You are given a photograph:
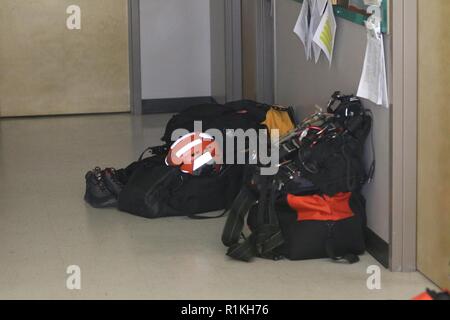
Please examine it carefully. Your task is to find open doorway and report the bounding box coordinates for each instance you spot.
[129,0,238,115]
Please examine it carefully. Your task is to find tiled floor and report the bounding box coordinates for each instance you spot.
[0,114,436,299]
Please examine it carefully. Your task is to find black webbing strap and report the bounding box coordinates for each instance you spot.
[366,110,376,183]
[254,224,284,261]
[252,176,283,261]
[325,222,360,264]
[139,145,169,161]
[222,186,258,248]
[341,142,358,192]
[226,224,284,262]
[259,178,284,260]
[226,235,257,262]
[223,182,261,262]
[257,176,271,227]
[189,210,228,220]
[222,175,285,262]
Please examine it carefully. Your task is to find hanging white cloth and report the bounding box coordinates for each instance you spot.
[357,14,389,108]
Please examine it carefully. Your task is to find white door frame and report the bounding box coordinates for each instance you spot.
[225,0,243,101]
[391,0,418,272]
[255,0,275,104]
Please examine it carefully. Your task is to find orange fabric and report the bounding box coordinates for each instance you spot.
[287,193,354,222]
[412,292,434,301]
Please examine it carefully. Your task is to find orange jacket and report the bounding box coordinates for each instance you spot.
[287,192,354,222]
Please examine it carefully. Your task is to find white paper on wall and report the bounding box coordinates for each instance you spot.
[293,0,311,59]
[357,16,389,108]
[313,1,336,66]
[308,0,323,63]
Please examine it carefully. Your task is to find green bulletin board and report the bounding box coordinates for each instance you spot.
[292,0,389,34]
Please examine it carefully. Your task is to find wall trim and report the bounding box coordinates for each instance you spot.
[366,228,390,268]
[256,0,275,104]
[142,97,217,114]
[225,0,243,101]
[128,0,142,115]
[390,0,418,272]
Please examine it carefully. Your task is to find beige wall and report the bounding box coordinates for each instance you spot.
[417,0,450,289]
[0,0,130,117]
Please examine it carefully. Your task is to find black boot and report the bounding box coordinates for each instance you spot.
[84,167,118,208]
[103,168,125,198]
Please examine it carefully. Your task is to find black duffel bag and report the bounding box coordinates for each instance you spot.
[161,100,270,145]
[116,100,270,219]
[247,192,367,262]
[117,154,244,219]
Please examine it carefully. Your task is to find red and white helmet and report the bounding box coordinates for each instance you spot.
[166,132,222,176]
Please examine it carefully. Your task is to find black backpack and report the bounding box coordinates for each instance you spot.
[296,93,374,196]
[221,165,368,264]
[221,92,374,263]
